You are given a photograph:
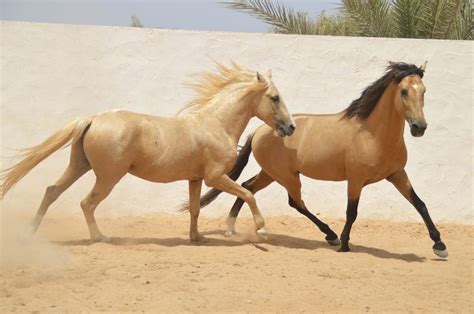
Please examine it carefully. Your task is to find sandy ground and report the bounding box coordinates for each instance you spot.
[1,213,473,313]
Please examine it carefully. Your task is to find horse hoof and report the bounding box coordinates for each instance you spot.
[433,241,448,258]
[327,238,341,246]
[433,248,448,258]
[190,235,209,243]
[224,230,234,238]
[24,225,37,238]
[92,235,110,243]
[337,246,350,253]
[256,227,268,240]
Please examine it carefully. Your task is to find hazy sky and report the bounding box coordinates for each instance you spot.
[1,0,340,32]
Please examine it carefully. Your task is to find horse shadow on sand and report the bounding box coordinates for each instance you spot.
[53,229,427,263]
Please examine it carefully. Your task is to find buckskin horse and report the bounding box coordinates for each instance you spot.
[196,62,448,258]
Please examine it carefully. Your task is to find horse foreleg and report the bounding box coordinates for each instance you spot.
[207,174,267,240]
[339,181,363,252]
[387,169,447,258]
[188,179,205,243]
[226,170,273,237]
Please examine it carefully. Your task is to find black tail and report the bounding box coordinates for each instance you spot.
[179,133,254,212]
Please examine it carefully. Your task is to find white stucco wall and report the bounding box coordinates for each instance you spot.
[1,21,472,224]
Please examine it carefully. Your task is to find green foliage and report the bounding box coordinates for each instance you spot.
[341,0,393,37]
[449,0,472,39]
[312,12,355,36]
[224,0,316,34]
[130,15,144,28]
[225,0,472,40]
[391,0,426,38]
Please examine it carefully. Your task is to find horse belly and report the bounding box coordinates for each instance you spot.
[129,168,200,183]
[295,134,348,181]
[128,127,205,182]
[129,148,203,183]
[299,154,347,181]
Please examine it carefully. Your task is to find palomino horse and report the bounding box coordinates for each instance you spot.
[1,63,296,242]
[197,62,448,258]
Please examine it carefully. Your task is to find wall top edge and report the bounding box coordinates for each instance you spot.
[1,20,472,45]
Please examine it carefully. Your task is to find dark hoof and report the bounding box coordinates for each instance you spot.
[338,246,350,253]
[433,241,448,258]
[326,236,341,246]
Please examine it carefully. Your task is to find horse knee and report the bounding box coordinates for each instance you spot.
[190,207,200,218]
[241,190,256,206]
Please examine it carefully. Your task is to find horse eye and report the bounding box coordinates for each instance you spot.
[401,89,408,97]
[270,95,279,102]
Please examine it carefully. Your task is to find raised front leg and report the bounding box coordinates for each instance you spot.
[387,169,447,258]
[226,170,274,237]
[339,181,363,252]
[206,174,267,239]
[188,179,205,243]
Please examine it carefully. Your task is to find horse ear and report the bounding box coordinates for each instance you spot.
[266,69,272,79]
[256,71,266,83]
[419,60,428,72]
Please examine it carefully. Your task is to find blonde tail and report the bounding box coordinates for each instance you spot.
[1,117,93,198]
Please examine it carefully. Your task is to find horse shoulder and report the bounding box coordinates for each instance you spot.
[192,128,238,182]
[347,132,408,183]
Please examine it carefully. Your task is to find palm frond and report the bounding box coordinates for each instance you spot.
[224,0,472,39]
[341,0,393,37]
[446,0,472,39]
[223,0,315,34]
[418,0,459,38]
[392,0,427,38]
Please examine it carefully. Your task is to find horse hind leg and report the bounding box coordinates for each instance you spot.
[80,175,123,242]
[31,140,91,234]
[225,170,274,237]
[283,174,339,246]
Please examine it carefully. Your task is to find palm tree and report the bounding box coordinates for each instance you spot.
[130,15,144,28]
[225,0,472,40]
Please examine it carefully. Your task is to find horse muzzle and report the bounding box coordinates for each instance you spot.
[409,121,427,137]
[277,121,296,137]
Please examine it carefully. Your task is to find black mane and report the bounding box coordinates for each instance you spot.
[343,62,424,119]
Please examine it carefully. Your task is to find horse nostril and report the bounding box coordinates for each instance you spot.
[289,124,295,131]
[411,122,427,130]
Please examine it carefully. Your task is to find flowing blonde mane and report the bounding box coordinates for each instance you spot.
[179,62,267,114]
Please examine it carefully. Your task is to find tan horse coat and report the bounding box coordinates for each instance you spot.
[1,63,295,242]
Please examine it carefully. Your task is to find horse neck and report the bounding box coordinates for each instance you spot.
[365,83,405,148]
[203,87,261,143]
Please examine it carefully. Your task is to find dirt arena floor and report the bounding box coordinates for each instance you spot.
[1,212,472,312]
